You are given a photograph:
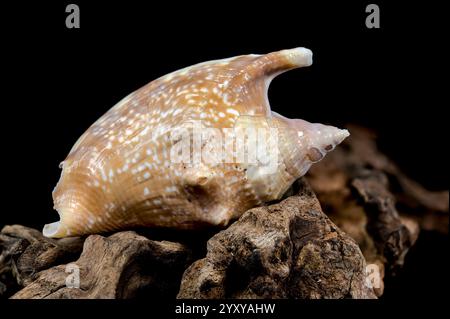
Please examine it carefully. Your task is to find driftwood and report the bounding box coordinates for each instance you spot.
[307,125,446,295]
[178,179,376,299]
[0,125,447,299]
[0,225,84,298]
[308,125,447,235]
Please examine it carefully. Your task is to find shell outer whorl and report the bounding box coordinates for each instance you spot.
[44,47,349,238]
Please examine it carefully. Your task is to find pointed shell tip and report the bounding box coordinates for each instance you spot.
[283,47,313,67]
[336,128,350,144]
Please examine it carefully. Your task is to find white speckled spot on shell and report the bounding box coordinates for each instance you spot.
[43,47,349,238]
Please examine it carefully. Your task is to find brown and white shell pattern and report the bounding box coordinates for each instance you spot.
[44,47,349,238]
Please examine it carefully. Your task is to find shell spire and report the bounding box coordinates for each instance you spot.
[44,47,348,238]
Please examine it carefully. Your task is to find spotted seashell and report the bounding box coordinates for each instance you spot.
[44,47,349,238]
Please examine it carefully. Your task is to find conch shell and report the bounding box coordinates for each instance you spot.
[44,47,349,238]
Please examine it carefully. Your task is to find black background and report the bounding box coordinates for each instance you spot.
[1,0,448,304]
